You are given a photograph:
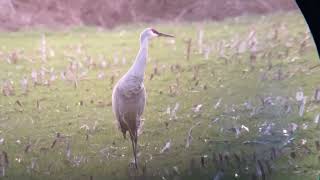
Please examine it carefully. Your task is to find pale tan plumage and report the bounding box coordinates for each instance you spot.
[112,28,174,168]
[112,75,145,168]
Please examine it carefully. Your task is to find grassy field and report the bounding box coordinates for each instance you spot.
[0,11,319,180]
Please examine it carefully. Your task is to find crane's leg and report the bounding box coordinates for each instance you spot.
[122,113,139,169]
[130,133,138,169]
[134,130,138,168]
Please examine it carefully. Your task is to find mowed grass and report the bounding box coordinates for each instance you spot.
[0,11,319,180]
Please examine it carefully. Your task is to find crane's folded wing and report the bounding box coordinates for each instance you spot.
[118,76,145,99]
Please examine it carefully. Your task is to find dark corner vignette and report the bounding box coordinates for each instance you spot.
[295,0,320,59]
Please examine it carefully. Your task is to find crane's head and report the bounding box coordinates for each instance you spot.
[140,28,174,42]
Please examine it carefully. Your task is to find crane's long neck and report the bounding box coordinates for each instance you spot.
[127,37,149,78]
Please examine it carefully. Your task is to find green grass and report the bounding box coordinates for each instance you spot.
[0,10,320,180]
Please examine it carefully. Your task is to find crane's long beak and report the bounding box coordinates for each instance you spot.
[157,32,175,38]
[152,29,174,38]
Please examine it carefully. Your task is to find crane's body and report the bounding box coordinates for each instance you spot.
[112,28,174,168]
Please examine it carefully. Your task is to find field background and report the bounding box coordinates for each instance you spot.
[0,10,320,180]
[1,0,296,30]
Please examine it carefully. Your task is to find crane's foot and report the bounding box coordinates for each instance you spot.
[129,151,141,169]
[128,160,139,170]
[128,162,140,178]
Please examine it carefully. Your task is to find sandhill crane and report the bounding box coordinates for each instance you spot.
[112,28,174,168]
